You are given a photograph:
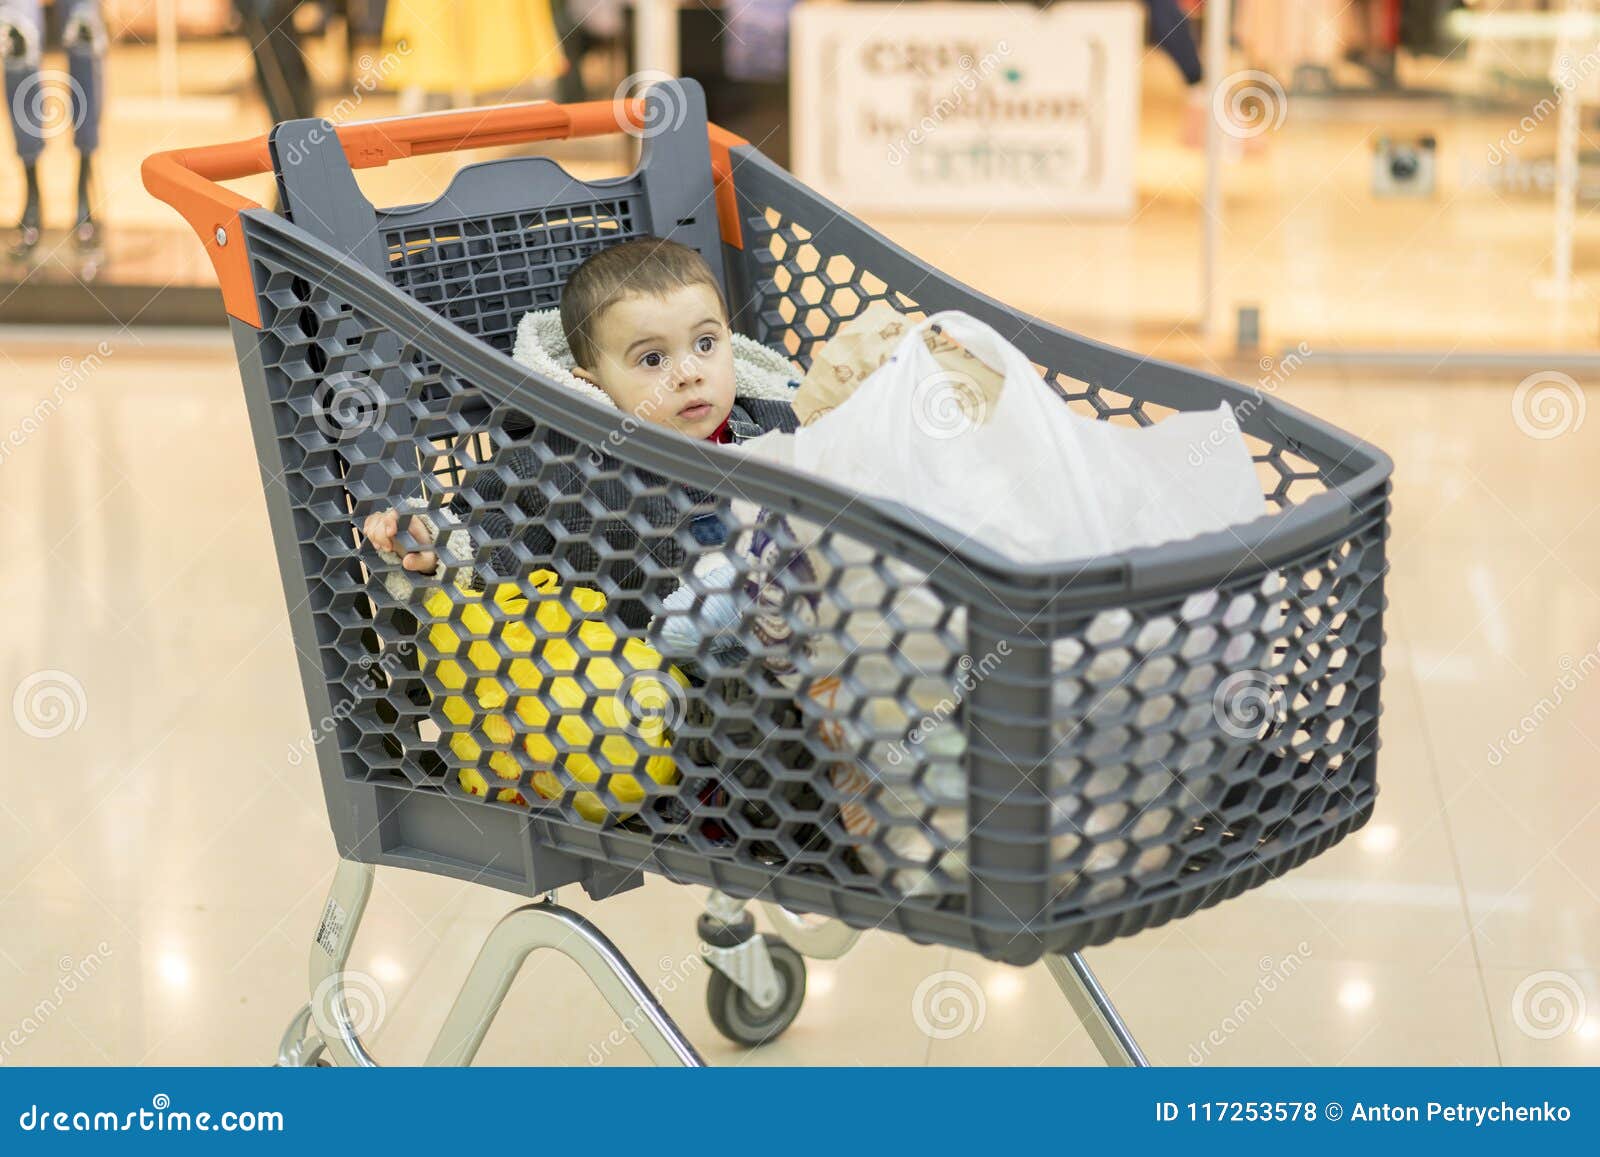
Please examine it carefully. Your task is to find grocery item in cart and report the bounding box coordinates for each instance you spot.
[791,310,1265,567]
[385,306,803,826]
[721,311,1278,896]
[789,300,1005,428]
[417,567,688,822]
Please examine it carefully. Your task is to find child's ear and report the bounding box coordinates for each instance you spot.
[571,366,600,386]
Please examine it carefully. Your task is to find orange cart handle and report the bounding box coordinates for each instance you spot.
[142,98,748,327]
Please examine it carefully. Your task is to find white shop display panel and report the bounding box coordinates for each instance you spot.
[791,1,1142,216]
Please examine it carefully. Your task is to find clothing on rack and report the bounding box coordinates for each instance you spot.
[231,0,316,124]
[724,0,795,83]
[1399,0,1463,56]
[1234,0,1347,73]
[381,0,565,94]
[1147,0,1202,86]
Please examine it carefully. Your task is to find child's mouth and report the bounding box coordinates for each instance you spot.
[677,401,714,421]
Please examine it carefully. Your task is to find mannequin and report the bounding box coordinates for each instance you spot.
[230,1,315,127]
[0,0,105,257]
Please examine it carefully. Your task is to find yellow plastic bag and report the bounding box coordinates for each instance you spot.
[418,570,685,823]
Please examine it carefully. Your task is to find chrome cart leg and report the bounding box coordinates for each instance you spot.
[426,898,704,1067]
[307,858,381,1067]
[301,858,702,1066]
[759,901,861,960]
[1044,952,1150,1067]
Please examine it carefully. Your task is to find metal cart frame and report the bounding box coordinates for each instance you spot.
[277,859,1146,1066]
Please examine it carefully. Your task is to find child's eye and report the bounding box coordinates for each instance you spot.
[640,351,665,369]
[695,335,717,355]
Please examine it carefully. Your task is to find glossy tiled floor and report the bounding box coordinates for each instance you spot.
[2,324,1597,1067]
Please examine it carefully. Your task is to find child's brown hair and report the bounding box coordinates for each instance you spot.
[559,237,728,369]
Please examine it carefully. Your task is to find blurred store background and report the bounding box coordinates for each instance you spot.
[0,0,1596,360]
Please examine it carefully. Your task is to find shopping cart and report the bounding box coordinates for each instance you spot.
[144,79,1391,1067]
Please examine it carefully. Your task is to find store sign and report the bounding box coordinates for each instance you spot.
[791,1,1143,216]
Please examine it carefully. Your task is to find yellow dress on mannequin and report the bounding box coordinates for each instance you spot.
[382,0,567,94]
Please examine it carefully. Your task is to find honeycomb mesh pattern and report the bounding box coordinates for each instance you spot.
[234,148,1386,963]
[733,181,1384,936]
[745,210,923,368]
[380,197,643,353]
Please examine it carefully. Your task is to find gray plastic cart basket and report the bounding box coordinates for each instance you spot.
[145,80,1390,1066]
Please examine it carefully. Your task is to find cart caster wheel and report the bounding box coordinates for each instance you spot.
[706,934,806,1047]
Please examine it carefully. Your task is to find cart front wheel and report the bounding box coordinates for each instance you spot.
[706,935,806,1047]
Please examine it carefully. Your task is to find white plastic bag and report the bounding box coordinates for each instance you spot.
[792,311,1265,563]
[717,314,1279,899]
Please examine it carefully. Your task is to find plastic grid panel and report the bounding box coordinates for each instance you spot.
[1038,523,1384,925]
[380,197,644,352]
[743,208,926,368]
[723,174,1384,931]
[250,264,975,907]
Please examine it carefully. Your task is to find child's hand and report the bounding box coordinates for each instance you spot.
[363,508,438,575]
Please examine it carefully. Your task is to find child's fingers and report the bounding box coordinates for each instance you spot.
[406,514,436,547]
[365,509,398,551]
[402,550,437,574]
